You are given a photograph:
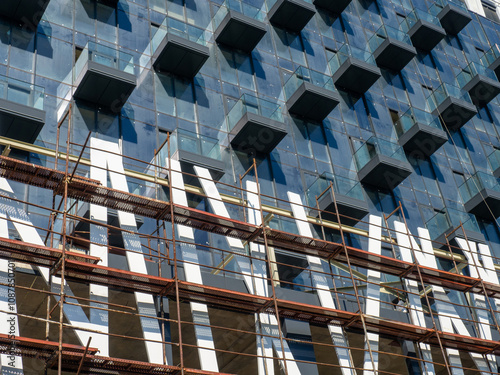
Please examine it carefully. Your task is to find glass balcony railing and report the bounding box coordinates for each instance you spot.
[227,94,283,132]
[394,107,444,138]
[426,83,473,112]
[368,25,413,54]
[425,207,480,241]
[305,172,365,207]
[481,44,500,68]
[457,61,498,88]
[488,149,500,174]
[430,0,468,14]
[400,8,442,34]
[213,0,266,30]
[74,41,134,81]
[151,17,207,55]
[0,75,44,110]
[284,66,336,100]
[158,129,221,165]
[459,171,500,203]
[328,44,376,72]
[354,137,408,171]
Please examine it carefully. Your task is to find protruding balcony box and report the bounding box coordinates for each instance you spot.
[227,94,287,155]
[329,45,381,95]
[312,0,351,14]
[354,137,413,190]
[369,25,417,71]
[481,44,500,80]
[73,42,136,111]
[306,173,369,226]
[488,149,500,179]
[457,62,500,107]
[284,67,339,122]
[169,129,225,185]
[0,76,45,143]
[268,0,316,33]
[427,83,477,131]
[400,9,446,51]
[0,0,50,25]
[426,208,485,248]
[213,0,267,53]
[459,172,500,219]
[395,108,448,157]
[152,17,209,79]
[430,0,471,35]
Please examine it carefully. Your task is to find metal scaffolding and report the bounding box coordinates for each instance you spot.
[0,112,499,374]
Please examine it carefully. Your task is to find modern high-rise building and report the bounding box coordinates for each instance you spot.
[1,0,500,374]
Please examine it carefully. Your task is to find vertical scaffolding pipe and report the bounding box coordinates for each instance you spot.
[57,104,72,374]
[167,133,184,374]
[250,158,289,374]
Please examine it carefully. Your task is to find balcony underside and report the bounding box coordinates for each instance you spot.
[464,188,500,219]
[332,57,381,95]
[398,123,448,158]
[175,149,225,185]
[373,38,417,71]
[312,0,351,14]
[215,10,267,53]
[73,61,136,111]
[432,96,477,131]
[0,0,50,25]
[462,74,500,107]
[312,189,369,226]
[358,154,413,190]
[487,55,500,81]
[229,112,287,155]
[434,226,486,249]
[0,98,45,144]
[268,0,316,32]
[286,82,340,122]
[437,4,471,35]
[408,19,446,51]
[152,34,210,79]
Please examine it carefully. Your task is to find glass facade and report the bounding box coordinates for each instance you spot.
[1,0,500,374]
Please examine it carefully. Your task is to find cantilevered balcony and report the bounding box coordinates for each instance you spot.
[284,67,339,122]
[395,108,448,157]
[481,44,500,80]
[369,25,417,71]
[457,62,500,107]
[0,76,45,143]
[306,173,369,226]
[488,149,500,179]
[227,94,287,155]
[152,17,209,79]
[169,129,225,184]
[459,172,500,219]
[312,0,351,14]
[329,44,381,95]
[400,9,446,51]
[426,208,485,247]
[268,0,316,33]
[427,83,477,131]
[73,42,136,111]
[354,137,412,190]
[0,0,50,25]
[430,0,471,35]
[213,0,267,53]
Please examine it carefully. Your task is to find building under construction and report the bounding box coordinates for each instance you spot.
[1,0,500,374]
